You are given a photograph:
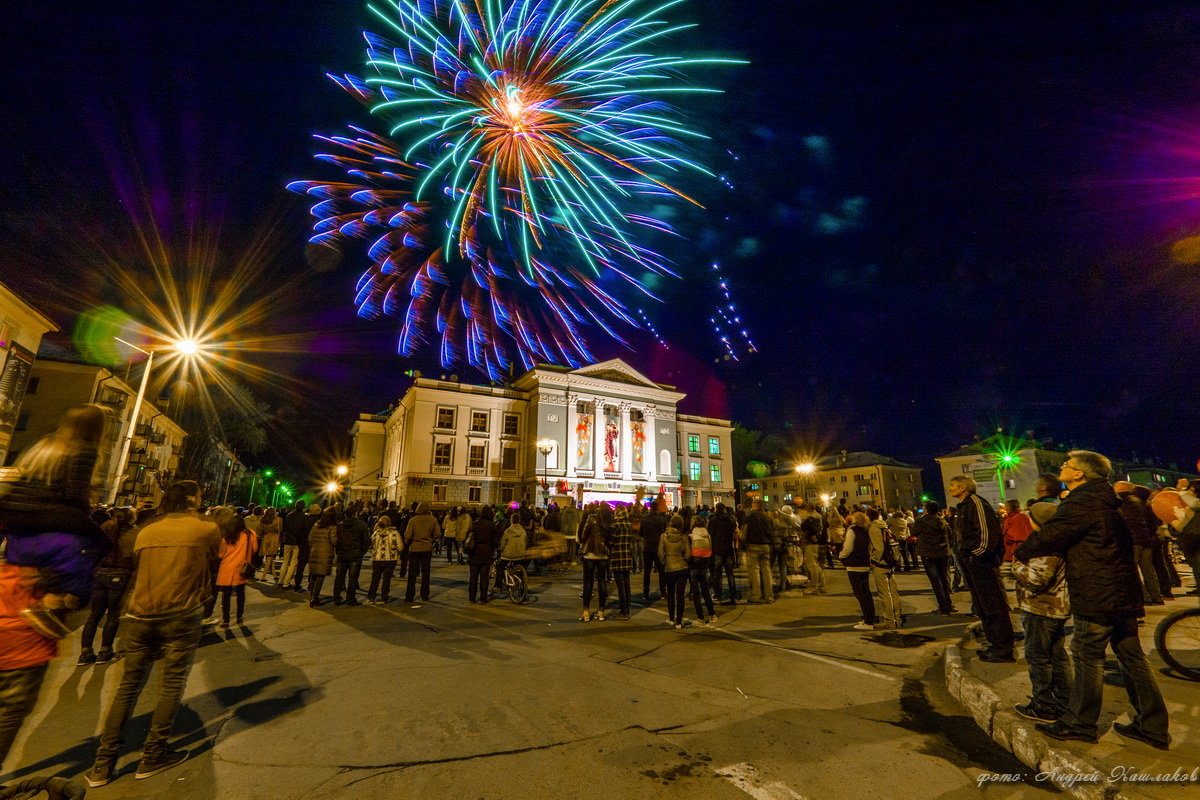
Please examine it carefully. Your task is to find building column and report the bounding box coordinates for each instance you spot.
[619,404,632,481]
[643,408,656,485]
[565,396,578,480]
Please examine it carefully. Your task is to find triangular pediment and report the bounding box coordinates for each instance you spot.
[571,359,661,389]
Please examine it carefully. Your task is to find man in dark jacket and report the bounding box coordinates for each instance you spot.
[1016,450,1169,750]
[638,497,669,601]
[913,500,956,614]
[948,475,1015,662]
[281,502,319,592]
[465,509,502,603]
[1113,481,1163,606]
[707,504,739,603]
[332,512,371,605]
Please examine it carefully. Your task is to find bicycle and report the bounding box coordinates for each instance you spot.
[1154,606,1200,680]
[496,558,528,604]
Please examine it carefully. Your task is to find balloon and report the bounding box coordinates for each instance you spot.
[1151,490,1186,524]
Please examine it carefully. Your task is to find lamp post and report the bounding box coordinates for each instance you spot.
[536,439,554,506]
[794,462,816,506]
[107,337,200,505]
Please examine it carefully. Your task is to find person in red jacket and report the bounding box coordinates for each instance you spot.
[1001,499,1033,564]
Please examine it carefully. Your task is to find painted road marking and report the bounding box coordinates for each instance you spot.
[715,762,808,800]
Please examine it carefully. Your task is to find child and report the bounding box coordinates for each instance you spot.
[0,405,110,638]
[1011,501,1071,723]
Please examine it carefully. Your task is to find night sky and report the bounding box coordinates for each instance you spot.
[4,1,1200,481]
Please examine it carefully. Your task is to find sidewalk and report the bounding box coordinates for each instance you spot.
[944,579,1200,800]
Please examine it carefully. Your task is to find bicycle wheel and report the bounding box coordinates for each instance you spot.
[508,564,528,604]
[1154,607,1200,681]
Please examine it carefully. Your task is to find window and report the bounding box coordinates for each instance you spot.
[749,482,759,490]
[853,474,862,481]
[500,485,515,503]
[433,481,448,502]
[436,407,456,430]
[14,412,30,432]
[25,377,38,395]
[687,434,700,453]
[468,443,486,469]
[503,413,519,436]
[708,437,720,455]
[709,464,721,483]
[689,462,701,481]
[856,486,871,496]
[841,475,847,483]
[962,465,972,474]
[434,442,453,467]
[1005,479,1016,490]
[468,485,482,503]
[470,411,489,432]
[501,447,518,471]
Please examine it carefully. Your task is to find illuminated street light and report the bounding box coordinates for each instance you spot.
[536,439,555,504]
[325,481,340,493]
[335,464,349,477]
[794,462,816,475]
[107,335,204,504]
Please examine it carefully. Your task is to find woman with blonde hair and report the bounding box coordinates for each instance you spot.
[840,511,877,631]
[257,508,282,581]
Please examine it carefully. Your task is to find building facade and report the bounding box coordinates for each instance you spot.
[349,359,735,509]
[738,451,925,509]
[935,436,1069,509]
[9,356,187,506]
[0,281,58,464]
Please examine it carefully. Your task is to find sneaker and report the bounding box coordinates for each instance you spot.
[853,621,874,631]
[708,615,719,625]
[202,617,220,627]
[1014,703,1059,723]
[580,611,591,622]
[95,649,117,665]
[20,607,70,640]
[1035,721,1098,744]
[595,611,605,622]
[85,760,115,788]
[673,623,683,630]
[1112,722,1170,750]
[618,613,630,621]
[135,748,189,779]
[77,649,97,667]
[977,650,1016,663]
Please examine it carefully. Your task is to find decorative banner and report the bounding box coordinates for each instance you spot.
[631,419,646,473]
[603,408,620,472]
[575,411,593,472]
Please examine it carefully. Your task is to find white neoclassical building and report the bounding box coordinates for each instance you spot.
[347,359,734,509]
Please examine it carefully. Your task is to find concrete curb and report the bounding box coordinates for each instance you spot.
[943,644,1132,800]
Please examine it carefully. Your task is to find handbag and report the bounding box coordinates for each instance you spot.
[240,561,256,580]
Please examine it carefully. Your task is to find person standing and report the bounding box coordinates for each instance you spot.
[465,508,499,603]
[1017,451,1170,750]
[78,507,140,665]
[824,506,846,569]
[867,508,903,628]
[1012,502,1072,723]
[306,508,338,607]
[578,516,610,621]
[1112,482,1163,606]
[608,505,636,620]
[948,475,1015,662]
[286,503,320,593]
[1001,499,1033,580]
[366,515,403,604]
[85,481,220,787]
[257,508,282,582]
[798,503,827,594]
[740,499,775,604]
[707,503,739,603]
[913,501,956,614]
[658,515,691,629]
[403,502,441,603]
[332,510,370,606]
[0,556,60,769]
[687,517,717,625]
[216,514,258,629]
[453,508,473,566]
[840,512,877,630]
[639,497,669,601]
[561,500,581,562]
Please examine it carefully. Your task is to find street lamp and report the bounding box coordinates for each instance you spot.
[335,464,349,477]
[794,462,816,505]
[107,337,202,504]
[536,438,555,505]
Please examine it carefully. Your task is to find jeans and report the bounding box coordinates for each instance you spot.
[801,544,825,592]
[871,566,902,627]
[80,568,131,651]
[582,558,609,612]
[960,556,1015,657]
[333,558,362,602]
[922,556,955,613]
[405,551,432,601]
[689,563,715,619]
[95,610,204,763]
[368,561,396,601]
[1132,545,1163,604]
[744,544,774,602]
[468,563,491,602]
[642,547,664,597]
[1022,612,1071,714]
[0,664,48,768]
[847,571,876,624]
[771,547,789,592]
[612,569,631,614]
[443,537,460,564]
[292,547,310,591]
[309,575,326,605]
[219,585,245,623]
[277,545,299,588]
[664,569,688,624]
[710,552,738,600]
[1061,614,1169,741]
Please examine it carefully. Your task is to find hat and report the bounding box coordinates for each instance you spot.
[780,505,794,514]
[308,504,322,514]
[1113,481,1136,495]
[1029,502,1058,529]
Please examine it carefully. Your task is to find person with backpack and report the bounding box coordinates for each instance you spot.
[658,515,692,629]
[867,508,904,628]
[578,516,610,621]
[687,517,717,626]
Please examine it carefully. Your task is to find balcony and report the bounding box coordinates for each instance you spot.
[431,464,452,474]
[466,467,486,476]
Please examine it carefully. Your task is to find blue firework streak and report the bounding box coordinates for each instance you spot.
[288,0,738,379]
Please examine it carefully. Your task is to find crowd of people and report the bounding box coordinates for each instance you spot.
[1,403,1194,791]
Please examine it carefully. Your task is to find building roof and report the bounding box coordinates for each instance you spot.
[937,434,1046,460]
[743,451,922,480]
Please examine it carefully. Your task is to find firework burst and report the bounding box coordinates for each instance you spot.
[289,0,737,378]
